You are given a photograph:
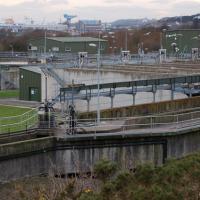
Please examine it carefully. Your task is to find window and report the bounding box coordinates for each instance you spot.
[65,47,71,52]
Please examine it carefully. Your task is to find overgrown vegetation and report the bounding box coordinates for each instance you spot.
[2,153,200,199]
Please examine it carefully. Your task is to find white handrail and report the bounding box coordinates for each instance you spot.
[0,108,37,120]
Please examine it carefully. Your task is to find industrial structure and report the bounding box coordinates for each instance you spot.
[162,29,200,54]
[76,20,102,33]
[28,37,108,54]
[63,14,77,27]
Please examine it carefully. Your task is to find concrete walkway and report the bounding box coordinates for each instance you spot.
[0,99,40,108]
[56,118,200,139]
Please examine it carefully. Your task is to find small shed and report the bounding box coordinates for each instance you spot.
[19,67,42,102]
[19,67,57,102]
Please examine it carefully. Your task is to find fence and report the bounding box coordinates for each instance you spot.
[0,109,38,134]
[66,107,200,134]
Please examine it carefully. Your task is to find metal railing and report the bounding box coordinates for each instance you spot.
[0,109,38,134]
[65,109,200,135]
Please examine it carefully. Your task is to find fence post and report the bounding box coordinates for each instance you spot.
[151,116,153,129]
[176,114,179,129]
[94,118,97,139]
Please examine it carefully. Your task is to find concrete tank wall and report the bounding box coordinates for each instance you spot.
[0,68,19,90]
[79,96,200,119]
[0,151,56,182]
[0,128,200,182]
[55,144,164,175]
[167,131,200,159]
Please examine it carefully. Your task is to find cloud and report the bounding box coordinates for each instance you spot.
[0,0,32,6]
[0,0,199,22]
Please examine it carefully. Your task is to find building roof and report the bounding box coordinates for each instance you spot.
[79,20,101,25]
[20,66,42,74]
[47,37,107,43]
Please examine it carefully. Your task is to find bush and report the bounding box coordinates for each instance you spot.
[78,192,102,200]
[94,159,117,183]
[134,163,156,185]
[114,171,134,190]
[101,182,116,200]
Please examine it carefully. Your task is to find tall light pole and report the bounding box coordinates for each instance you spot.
[44,31,47,57]
[125,31,128,51]
[89,41,101,125]
[97,45,100,125]
[9,44,14,56]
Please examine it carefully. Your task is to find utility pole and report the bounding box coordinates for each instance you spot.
[97,32,101,125]
[44,31,47,56]
[125,31,128,51]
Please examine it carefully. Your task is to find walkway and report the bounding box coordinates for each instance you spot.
[56,108,200,138]
[0,99,40,108]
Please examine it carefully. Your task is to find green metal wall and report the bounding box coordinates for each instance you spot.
[163,29,200,54]
[29,39,108,54]
[19,68,41,102]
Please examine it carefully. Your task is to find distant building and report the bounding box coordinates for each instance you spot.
[28,37,108,54]
[77,20,102,33]
[4,18,15,25]
[162,29,200,54]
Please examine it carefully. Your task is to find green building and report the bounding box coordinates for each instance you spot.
[162,29,200,54]
[28,37,108,54]
[20,66,61,102]
[19,67,42,102]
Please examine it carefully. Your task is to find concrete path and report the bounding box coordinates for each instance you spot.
[0,99,40,108]
[56,118,200,139]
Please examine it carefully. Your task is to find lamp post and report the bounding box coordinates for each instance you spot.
[124,29,134,51]
[125,31,128,51]
[89,42,101,125]
[44,31,47,58]
[9,44,14,56]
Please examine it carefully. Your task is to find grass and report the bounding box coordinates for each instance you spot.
[0,105,37,134]
[0,105,30,117]
[0,90,19,99]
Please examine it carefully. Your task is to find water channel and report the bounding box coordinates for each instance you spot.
[54,69,187,112]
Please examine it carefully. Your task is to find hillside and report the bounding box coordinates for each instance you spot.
[111,13,200,29]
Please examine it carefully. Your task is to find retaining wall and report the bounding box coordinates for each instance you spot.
[79,96,200,119]
[0,127,200,182]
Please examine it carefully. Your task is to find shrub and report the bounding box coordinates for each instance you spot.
[94,159,117,183]
[134,163,156,185]
[78,192,102,200]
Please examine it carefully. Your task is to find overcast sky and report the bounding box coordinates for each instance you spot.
[0,0,200,23]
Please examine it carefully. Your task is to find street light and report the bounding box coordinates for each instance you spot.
[125,30,134,51]
[89,42,101,125]
[9,44,14,56]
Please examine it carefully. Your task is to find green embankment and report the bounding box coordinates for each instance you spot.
[0,105,30,117]
[0,90,19,99]
[0,105,37,134]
